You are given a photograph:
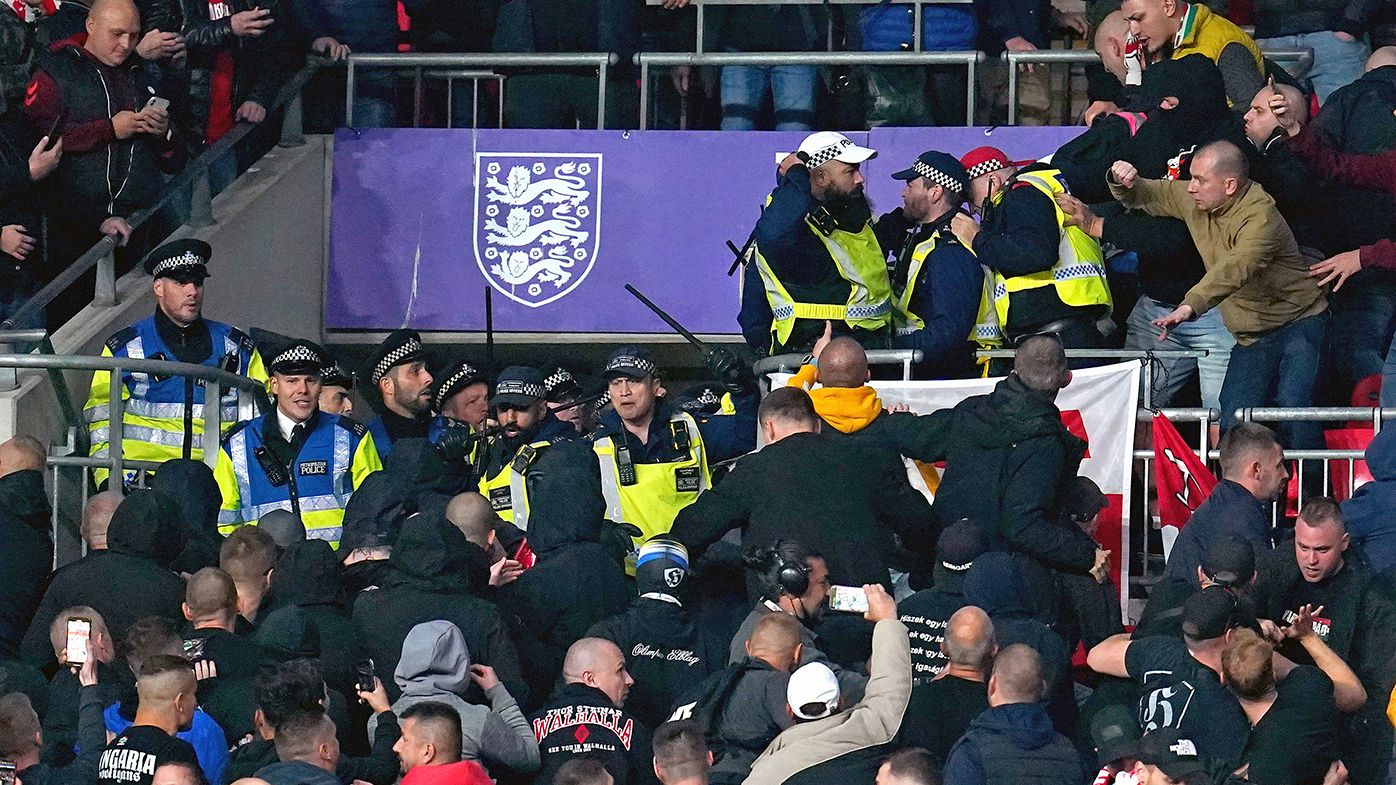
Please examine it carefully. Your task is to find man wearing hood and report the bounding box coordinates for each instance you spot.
[672,387,933,595]
[926,335,1110,599]
[941,644,1085,785]
[529,638,655,785]
[22,489,186,669]
[0,435,52,659]
[1340,426,1396,579]
[151,459,225,575]
[588,541,727,730]
[337,469,414,599]
[475,365,579,530]
[266,541,356,696]
[367,621,538,774]
[506,440,630,702]
[351,512,526,706]
[964,553,1077,736]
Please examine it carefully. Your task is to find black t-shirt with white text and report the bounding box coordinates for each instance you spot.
[898,588,966,685]
[97,725,200,785]
[1125,635,1250,766]
[1243,666,1340,785]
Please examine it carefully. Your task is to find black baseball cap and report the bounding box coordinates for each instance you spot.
[891,150,970,198]
[603,345,658,381]
[1200,537,1256,588]
[490,366,547,409]
[1181,585,1238,641]
[933,518,987,590]
[1091,704,1143,766]
[1132,728,1208,780]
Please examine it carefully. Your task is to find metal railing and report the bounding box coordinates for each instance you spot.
[636,51,985,128]
[1001,47,1315,124]
[754,349,922,384]
[0,59,326,333]
[345,53,618,129]
[644,0,972,54]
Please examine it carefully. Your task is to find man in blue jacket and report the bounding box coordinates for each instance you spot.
[1342,425,1396,580]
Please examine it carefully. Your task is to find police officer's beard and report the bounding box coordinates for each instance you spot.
[826,186,872,228]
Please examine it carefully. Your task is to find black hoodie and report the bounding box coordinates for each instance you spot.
[268,541,358,695]
[928,375,1097,575]
[150,459,224,574]
[0,469,52,658]
[21,490,186,669]
[502,440,630,706]
[351,513,526,705]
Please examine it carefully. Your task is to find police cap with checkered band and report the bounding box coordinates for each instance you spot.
[490,366,547,409]
[366,329,429,386]
[143,239,212,282]
[603,345,658,381]
[891,151,970,199]
[268,339,326,377]
[434,360,488,411]
[777,131,877,170]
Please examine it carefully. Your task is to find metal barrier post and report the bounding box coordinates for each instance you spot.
[278,89,305,147]
[189,169,215,228]
[696,2,705,53]
[203,381,221,470]
[597,60,609,130]
[965,54,977,125]
[0,336,13,391]
[1007,55,1018,125]
[93,248,116,307]
[346,59,357,127]
[639,59,651,131]
[913,0,923,51]
[108,365,124,483]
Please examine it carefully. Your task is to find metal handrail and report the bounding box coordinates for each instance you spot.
[642,0,973,54]
[0,353,269,477]
[635,51,986,128]
[0,59,326,333]
[0,330,84,452]
[976,348,1210,358]
[1001,47,1314,124]
[346,53,619,129]
[754,349,922,379]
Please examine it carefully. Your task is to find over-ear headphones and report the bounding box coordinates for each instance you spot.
[773,541,809,597]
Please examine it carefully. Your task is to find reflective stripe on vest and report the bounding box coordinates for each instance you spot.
[477,440,551,530]
[893,230,1004,349]
[752,209,893,348]
[593,412,710,572]
[216,415,355,544]
[988,169,1112,329]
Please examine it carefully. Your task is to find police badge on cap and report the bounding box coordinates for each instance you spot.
[143,239,212,281]
[268,340,326,376]
[321,357,354,390]
[366,329,428,386]
[490,366,547,409]
[603,345,658,381]
[433,361,488,411]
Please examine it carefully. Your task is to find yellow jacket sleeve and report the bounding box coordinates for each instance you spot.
[786,364,819,390]
[214,446,244,528]
[246,349,269,388]
[351,432,383,489]
[84,346,124,452]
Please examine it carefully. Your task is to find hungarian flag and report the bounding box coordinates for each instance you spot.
[1152,412,1216,561]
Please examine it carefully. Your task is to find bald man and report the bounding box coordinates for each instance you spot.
[700,613,802,783]
[82,491,123,551]
[1083,11,1135,126]
[531,638,653,785]
[98,655,200,785]
[181,567,261,745]
[1308,44,1396,157]
[1110,144,1327,449]
[942,644,1085,785]
[898,607,995,766]
[1245,81,1309,150]
[444,493,525,588]
[0,435,52,658]
[22,0,168,321]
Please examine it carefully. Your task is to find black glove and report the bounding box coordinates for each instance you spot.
[599,520,644,567]
[705,347,754,394]
[433,419,479,465]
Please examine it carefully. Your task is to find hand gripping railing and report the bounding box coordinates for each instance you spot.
[0,353,270,478]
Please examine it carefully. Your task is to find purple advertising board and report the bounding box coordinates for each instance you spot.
[327,126,1084,334]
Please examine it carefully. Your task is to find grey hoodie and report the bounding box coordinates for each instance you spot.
[368,620,540,772]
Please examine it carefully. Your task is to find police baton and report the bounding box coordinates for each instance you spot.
[725,232,756,277]
[624,284,708,355]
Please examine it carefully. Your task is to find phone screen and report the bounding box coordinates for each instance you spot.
[354,659,376,693]
[66,618,92,665]
[827,585,869,614]
[0,760,17,785]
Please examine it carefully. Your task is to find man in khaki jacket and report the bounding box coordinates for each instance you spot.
[1106,140,1327,451]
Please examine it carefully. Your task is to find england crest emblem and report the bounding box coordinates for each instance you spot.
[474,152,602,308]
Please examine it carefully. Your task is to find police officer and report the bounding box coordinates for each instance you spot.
[85,239,267,488]
[950,146,1112,369]
[544,367,587,433]
[476,366,577,529]
[879,151,992,379]
[741,131,894,356]
[433,360,489,431]
[214,340,382,546]
[590,345,756,570]
[363,329,433,458]
[318,356,355,417]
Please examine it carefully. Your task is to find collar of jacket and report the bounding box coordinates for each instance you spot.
[1207,179,1253,218]
[599,398,675,449]
[812,386,883,434]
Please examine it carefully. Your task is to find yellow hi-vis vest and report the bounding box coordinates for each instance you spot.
[752,213,893,349]
[893,229,1004,351]
[988,169,1112,331]
[478,440,551,530]
[592,412,710,573]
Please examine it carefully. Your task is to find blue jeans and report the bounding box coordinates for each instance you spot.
[1259,32,1369,104]
[720,64,817,131]
[1125,296,1236,411]
[1330,269,1396,394]
[351,72,397,128]
[1219,312,1328,449]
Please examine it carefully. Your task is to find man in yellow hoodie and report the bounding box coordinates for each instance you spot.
[786,324,950,495]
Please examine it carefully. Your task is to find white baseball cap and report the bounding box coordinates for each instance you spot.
[777,131,878,168]
[787,662,841,720]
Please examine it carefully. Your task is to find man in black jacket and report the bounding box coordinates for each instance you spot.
[671,387,934,595]
[267,541,357,698]
[0,435,51,659]
[927,335,1110,597]
[0,655,108,785]
[179,567,261,747]
[1314,48,1396,154]
[351,511,526,706]
[22,489,187,670]
[587,540,727,731]
[898,519,984,683]
[529,637,655,785]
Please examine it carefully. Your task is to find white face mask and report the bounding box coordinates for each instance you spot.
[1113,770,1141,785]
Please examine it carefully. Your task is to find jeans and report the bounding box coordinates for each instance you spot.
[719,64,817,131]
[1259,31,1370,104]
[351,71,397,128]
[0,271,42,346]
[1330,269,1396,396]
[1218,312,1328,449]
[1125,296,1237,411]
[504,74,638,129]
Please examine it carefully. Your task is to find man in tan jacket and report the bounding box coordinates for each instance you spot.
[1107,140,1328,451]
